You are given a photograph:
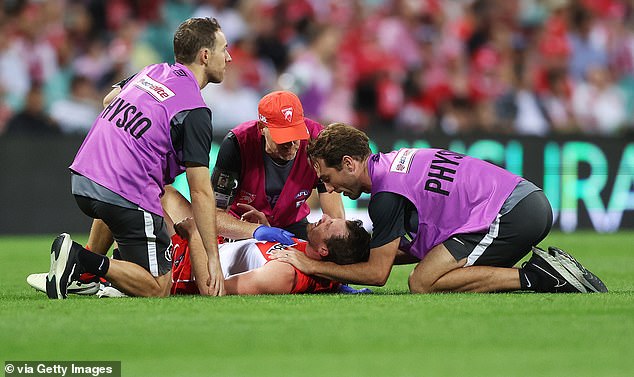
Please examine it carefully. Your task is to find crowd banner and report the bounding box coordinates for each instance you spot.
[1,133,631,234]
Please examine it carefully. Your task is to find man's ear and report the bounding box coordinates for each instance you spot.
[318,245,329,258]
[342,155,355,173]
[200,48,210,65]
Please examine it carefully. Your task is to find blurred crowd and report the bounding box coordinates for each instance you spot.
[1,0,634,137]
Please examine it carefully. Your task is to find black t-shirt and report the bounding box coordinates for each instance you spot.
[368,192,419,249]
[214,132,243,177]
[170,108,212,167]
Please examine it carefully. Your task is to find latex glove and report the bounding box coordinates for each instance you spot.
[253,225,295,245]
[338,284,373,294]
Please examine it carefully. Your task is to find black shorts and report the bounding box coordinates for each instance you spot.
[75,195,172,277]
[443,191,553,267]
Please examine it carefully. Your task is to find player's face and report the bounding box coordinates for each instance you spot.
[206,30,231,84]
[261,127,301,161]
[314,158,363,200]
[306,214,348,250]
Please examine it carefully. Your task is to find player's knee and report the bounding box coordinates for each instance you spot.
[132,286,163,297]
[408,272,433,294]
[139,274,171,297]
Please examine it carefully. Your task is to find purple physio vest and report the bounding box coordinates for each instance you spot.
[70,63,208,215]
[369,148,522,259]
[230,118,323,227]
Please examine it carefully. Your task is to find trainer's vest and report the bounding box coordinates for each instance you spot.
[230,119,322,228]
[70,63,209,216]
[369,148,522,259]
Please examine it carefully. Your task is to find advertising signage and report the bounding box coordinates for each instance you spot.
[367,135,633,232]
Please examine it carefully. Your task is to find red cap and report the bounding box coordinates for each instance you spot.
[257,91,309,144]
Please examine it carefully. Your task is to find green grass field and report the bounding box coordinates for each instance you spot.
[1,231,633,377]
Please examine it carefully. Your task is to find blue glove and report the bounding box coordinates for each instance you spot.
[253,225,295,245]
[338,284,373,294]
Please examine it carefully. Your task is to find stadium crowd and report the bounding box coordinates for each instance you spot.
[1,0,633,137]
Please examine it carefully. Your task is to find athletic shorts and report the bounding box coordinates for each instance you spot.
[170,234,198,295]
[75,195,172,277]
[443,190,553,267]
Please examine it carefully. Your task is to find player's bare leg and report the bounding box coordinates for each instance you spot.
[86,219,114,255]
[105,260,171,297]
[408,244,521,293]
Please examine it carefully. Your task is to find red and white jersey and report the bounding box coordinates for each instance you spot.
[170,235,340,295]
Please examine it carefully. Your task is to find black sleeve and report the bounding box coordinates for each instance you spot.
[210,133,242,208]
[316,180,327,193]
[212,132,242,174]
[114,75,135,88]
[181,108,213,167]
[368,192,409,249]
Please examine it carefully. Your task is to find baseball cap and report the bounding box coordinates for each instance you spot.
[257,91,309,144]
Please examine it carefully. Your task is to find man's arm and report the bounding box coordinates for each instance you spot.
[271,238,400,286]
[393,250,420,265]
[186,165,225,296]
[317,191,345,219]
[103,75,134,107]
[224,261,296,295]
[211,132,261,239]
[215,209,261,239]
[103,87,121,108]
[161,187,213,295]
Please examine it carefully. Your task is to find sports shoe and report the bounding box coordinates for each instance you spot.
[78,272,99,284]
[46,233,81,299]
[27,273,99,295]
[96,281,127,298]
[521,247,586,293]
[548,246,608,293]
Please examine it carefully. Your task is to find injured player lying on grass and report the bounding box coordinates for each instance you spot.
[27,214,372,296]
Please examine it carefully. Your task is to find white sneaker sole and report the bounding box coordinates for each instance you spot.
[532,247,587,293]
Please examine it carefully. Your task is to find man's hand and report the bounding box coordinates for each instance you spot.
[205,258,225,296]
[174,217,196,240]
[237,203,270,225]
[269,247,318,275]
[253,225,294,245]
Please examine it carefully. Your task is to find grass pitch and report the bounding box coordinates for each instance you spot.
[1,232,633,377]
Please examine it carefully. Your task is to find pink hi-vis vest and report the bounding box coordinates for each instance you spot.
[230,119,323,228]
[70,63,209,216]
[369,148,521,259]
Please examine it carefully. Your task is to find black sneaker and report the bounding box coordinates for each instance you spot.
[548,246,608,293]
[46,233,81,299]
[521,247,586,293]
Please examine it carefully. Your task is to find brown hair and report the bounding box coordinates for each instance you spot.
[307,123,371,170]
[322,219,370,265]
[173,17,221,64]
